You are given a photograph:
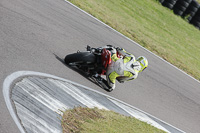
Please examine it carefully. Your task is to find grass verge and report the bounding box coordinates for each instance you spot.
[61,107,166,133]
[68,0,200,80]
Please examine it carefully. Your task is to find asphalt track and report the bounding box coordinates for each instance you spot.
[0,0,199,133]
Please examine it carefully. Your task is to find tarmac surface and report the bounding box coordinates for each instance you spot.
[4,71,183,133]
[0,0,200,133]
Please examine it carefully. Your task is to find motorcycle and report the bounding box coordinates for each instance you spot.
[64,45,119,91]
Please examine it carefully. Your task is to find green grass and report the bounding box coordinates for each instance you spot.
[68,0,200,80]
[61,107,166,133]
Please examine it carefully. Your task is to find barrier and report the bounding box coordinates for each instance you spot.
[159,0,200,29]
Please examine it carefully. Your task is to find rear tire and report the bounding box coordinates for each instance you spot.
[64,52,96,65]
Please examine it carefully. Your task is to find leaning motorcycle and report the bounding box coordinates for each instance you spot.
[64,45,118,92]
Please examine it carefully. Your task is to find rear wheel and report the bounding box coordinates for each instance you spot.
[64,52,96,66]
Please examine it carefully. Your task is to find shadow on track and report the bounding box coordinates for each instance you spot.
[53,53,104,89]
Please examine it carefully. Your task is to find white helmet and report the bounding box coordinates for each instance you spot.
[136,56,148,72]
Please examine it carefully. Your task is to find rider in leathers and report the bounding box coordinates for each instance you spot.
[101,46,148,91]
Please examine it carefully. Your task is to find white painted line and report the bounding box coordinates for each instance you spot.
[109,98,170,132]
[49,79,108,110]
[3,71,185,133]
[2,71,69,133]
[19,78,68,114]
[64,0,200,84]
[3,72,26,133]
[14,102,61,133]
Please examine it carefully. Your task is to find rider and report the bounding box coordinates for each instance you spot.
[101,46,148,92]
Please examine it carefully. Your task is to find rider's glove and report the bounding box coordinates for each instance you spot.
[111,48,116,54]
[116,47,123,51]
[117,79,124,83]
[118,80,124,83]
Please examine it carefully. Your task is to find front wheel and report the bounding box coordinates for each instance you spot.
[64,52,96,66]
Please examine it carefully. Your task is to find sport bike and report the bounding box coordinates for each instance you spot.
[64,45,119,91]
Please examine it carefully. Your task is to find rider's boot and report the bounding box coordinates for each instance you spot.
[93,74,113,92]
[93,74,102,82]
[101,79,113,92]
